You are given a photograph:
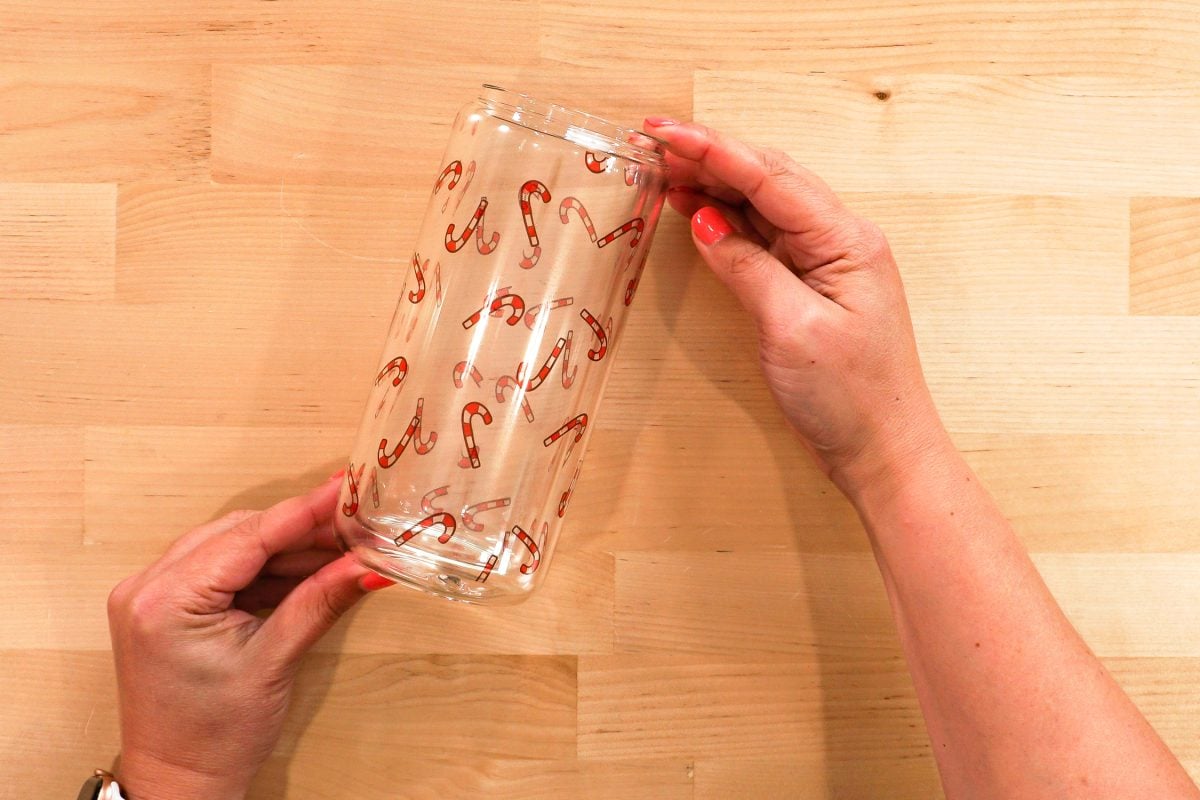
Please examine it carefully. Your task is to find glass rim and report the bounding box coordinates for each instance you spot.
[476,84,668,168]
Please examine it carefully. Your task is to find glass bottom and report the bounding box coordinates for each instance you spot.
[336,513,535,606]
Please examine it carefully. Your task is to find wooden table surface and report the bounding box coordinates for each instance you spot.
[4,2,1199,797]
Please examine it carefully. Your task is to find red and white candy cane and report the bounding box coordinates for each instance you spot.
[597,216,645,249]
[341,462,366,517]
[559,197,597,243]
[445,197,501,254]
[450,160,476,214]
[511,523,543,575]
[369,466,380,509]
[462,496,512,532]
[452,360,483,389]
[495,375,535,422]
[579,308,608,361]
[560,330,578,389]
[624,164,638,186]
[523,295,574,330]
[625,250,650,306]
[378,397,437,467]
[517,335,566,391]
[558,465,582,517]
[462,290,524,329]
[408,253,428,303]
[475,552,499,583]
[420,484,449,515]
[584,152,608,173]
[518,179,552,269]
[432,160,462,196]
[395,511,456,546]
[459,401,492,469]
[543,413,588,448]
[375,356,407,388]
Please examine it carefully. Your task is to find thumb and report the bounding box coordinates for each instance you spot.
[691,206,816,328]
[256,555,372,667]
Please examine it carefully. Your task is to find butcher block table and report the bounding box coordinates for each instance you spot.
[3,2,1199,798]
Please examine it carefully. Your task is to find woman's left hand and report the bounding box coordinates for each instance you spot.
[106,472,391,799]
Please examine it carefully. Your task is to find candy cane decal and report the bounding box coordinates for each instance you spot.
[495,375,535,422]
[432,160,462,196]
[462,289,524,329]
[394,512,456,546]
[462,496,512,532]
[445,197,501,254]
[475,552,499,583]
[523,295,574,330]
[434,259,443,303]
[450,161,476,214]
[558,465,582,517]
[596,216,645,249]
[560,330,578,388]
[543,413,588,447]
[517,335,566,391]
[624,164,638,186]
[625,250,650,306]
[511,523,543,574]
[459,401,493,469]
[518,179,552,269]
[420,484,449,514]
[378,397,437,467]
[559,197,597,243]
[369,466,380,509]
[375,356,408,388]
[452,360,483,388]
[341,462,366,517]
[579,308,608,361]
[408,253,428,303]
[584,152,608,173]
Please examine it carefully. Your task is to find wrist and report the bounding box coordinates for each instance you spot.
[117,750,251,800]
[829,416,959,512]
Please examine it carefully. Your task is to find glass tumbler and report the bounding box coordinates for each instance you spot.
[335,85,668,604]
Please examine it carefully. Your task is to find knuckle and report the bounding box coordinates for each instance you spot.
[725,245,768,279]
[124,583,171,639]
[847,219,892,263]
[106,577,133,620]
[219,508,259,527]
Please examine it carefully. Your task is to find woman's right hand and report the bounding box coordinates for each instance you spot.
[643,117,950,496]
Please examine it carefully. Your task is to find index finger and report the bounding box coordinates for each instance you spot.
[170,474,343,601]
[643,119,851,237]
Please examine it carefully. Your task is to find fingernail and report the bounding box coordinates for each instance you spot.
[644,115,679,128]
[693,206,734,246]
[329,468,346,481]
[360,572,395,592]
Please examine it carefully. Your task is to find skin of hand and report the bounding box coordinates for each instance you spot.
[106,472,393,799]
[644,116,1200,799]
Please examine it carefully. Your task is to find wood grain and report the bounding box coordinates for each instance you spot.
[4,2,1200,797]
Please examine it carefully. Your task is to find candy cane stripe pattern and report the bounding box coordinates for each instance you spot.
[559,197,597,243]
[518,336,566,391]
[596,216,645,249]
[375,356,407,388]
[452,360,483,388]
[369,466,380,509]
[450,161,476,214]
[625,251,650,306]
[395,512,456,546]
[459,401,493,469]
[524,296,574,330]
[584,152,608,173]
[624,164,638,186]
[462,291,524,329]
[446,197,501,254]
[433,160,462,195]
[408,253,427,303]
[495,375,535,422]
[341,462,365,517]
[558,465,582,518]
[378,397,437,467]
[560,330,578,389]
[543,413,588,447]
[420,484,449,514]
[518,179,552,269]
[462,497,512,532]
[579,308,608,361]
[475,552,499,583]
[511,524,543,575]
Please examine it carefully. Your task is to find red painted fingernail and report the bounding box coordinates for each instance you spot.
[360,572,395,592]
[693,206,734,246]
[644,115,679,128]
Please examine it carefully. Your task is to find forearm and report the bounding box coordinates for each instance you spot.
[842,431,1199,799]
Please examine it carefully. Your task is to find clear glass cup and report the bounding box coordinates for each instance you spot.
[334,84,668,604]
